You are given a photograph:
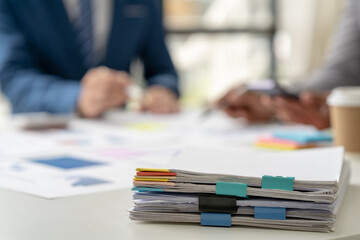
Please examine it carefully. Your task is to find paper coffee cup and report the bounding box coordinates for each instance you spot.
[327,87,360,152]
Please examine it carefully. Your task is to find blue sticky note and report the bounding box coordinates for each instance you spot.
[71,176,109,186]
[273,131,332,144]
[32,157,104,170]
[254,207,286,220]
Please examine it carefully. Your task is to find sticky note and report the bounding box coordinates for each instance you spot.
[133,177,169,182]
[136,168,170,172]
[131,187,164,192]
[255,143,299,151]
[255,136,317,151]
[125,122,165,131]
[273,131,332,144]
[133,181,175,187]
[137,172,176,176]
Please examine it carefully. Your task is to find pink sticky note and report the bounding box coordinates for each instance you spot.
[257,136,301,147]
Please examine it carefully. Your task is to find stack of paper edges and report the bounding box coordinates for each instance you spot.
[129,147,349,232]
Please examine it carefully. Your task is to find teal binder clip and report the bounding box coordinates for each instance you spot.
[254,207,286,220]
[261,175,295,191]
[216,182,247,197]
[201,212,232,227]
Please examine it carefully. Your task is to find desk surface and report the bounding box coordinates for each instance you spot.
[0,113,359,240]
[0,185,359,240]
[0,156,358,240]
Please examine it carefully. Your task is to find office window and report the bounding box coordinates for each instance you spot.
[161,0,277,106]
[163,0,273,30]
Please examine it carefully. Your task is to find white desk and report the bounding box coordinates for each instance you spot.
[0,155,358,240]
[347,153,360,185]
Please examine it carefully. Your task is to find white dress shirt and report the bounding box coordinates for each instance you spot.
[63,0,113,63]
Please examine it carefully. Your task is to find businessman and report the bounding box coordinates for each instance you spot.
[218,0,360,129]
[0,0,179,118]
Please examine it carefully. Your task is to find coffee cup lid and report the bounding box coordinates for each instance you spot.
[327,86,360,107]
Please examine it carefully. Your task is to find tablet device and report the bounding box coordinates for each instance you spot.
[12,113,71,130]
[247,79,299,99]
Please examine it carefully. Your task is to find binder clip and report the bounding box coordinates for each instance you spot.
[199,194,237,213]
[254,206,286,220]
[216,182,247,197]
[201,212,232,227]
[261,175,295,191]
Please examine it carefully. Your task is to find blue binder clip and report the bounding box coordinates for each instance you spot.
[201,212,232,227]
[254,206,286,220]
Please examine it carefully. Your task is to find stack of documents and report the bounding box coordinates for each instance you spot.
[129,147,349,232]
[255,130,333,150]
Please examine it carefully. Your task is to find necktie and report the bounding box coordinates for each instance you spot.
[74,0,95,68]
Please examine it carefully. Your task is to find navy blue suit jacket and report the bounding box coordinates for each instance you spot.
[0,0,178,113]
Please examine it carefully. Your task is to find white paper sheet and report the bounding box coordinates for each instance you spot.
[0,110,337,198]
[170,146,344,182]
[0,150,147,199]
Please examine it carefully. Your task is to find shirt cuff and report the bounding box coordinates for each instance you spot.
[146,74,179,97]
[54,81,81,113]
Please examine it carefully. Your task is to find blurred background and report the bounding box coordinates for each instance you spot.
[0,0,344,113]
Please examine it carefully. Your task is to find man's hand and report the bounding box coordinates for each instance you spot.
[218,87,274,122]
[140,86,179,114]
[261,91,330,129]
[77,67,130,118]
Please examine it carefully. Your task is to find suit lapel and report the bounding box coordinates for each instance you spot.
[41,0,87,76]
[103,0,123,69]
[103,0,146,70]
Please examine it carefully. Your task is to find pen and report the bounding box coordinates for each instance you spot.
[125,84,143,111]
